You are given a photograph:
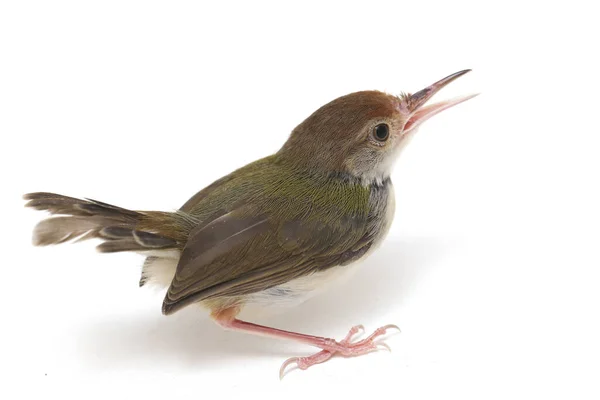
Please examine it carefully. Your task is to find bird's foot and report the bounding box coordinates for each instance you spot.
[279,324,400,378]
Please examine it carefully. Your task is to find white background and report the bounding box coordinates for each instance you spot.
[1,1,599,399]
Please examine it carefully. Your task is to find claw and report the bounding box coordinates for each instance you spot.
[376,342,392,352]
[382,324,401,333]
[279,357,300,380]
[343,324,365,343]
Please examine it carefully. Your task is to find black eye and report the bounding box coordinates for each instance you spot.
[373,123,389,141]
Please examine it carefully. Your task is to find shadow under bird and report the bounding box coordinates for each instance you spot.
[25,70,477,377]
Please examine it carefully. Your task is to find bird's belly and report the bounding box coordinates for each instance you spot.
[243,260,365,311]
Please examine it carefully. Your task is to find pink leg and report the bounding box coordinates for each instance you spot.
[212,308,400,378]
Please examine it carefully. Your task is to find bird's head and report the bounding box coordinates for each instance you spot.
[278,70,477,184]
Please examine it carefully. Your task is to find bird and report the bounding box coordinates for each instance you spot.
[24,69,476,378]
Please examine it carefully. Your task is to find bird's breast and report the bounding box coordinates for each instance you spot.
[364,180,396,257]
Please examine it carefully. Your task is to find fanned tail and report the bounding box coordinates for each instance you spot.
[24,192,194,253]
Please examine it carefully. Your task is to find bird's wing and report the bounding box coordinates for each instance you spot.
[162,204,372,315]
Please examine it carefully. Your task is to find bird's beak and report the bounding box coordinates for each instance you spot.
[403,69,477,135]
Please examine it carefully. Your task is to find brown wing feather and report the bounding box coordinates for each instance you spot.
[162,209,371,315]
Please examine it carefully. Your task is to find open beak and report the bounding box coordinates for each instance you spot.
[403,69,477,134]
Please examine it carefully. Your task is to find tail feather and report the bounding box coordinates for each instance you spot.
[97,227,176,248]
[32,216,104,246]
[24,192,140,219]
[97,239,149,253]
[24,192,188,252]
[131,230,177,248]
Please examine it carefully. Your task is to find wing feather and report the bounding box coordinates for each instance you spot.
[162,209,371,314]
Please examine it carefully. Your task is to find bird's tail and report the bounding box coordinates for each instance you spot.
[23,192,196,253]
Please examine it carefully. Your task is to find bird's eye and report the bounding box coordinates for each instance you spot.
[373,123,390,141]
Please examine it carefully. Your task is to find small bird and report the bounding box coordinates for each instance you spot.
[24,70,476,377]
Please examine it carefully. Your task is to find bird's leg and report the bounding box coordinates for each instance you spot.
[211,308,399,378]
